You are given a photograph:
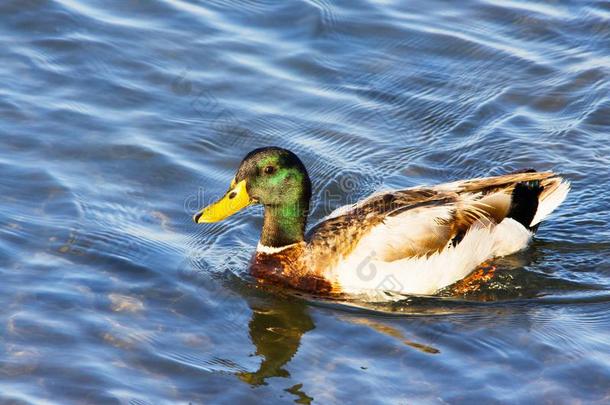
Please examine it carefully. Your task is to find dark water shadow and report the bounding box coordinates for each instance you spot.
[236,293,314,387]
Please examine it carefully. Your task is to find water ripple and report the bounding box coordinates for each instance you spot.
[0,0,609,402]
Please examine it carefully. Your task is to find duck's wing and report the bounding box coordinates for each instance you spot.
[306,188,482,269]
[306,171,569,269]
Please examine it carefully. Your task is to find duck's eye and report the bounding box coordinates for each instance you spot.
[263,165,276,175]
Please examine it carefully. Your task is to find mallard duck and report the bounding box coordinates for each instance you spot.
[193,147,569,297]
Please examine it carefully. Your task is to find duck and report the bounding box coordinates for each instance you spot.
[193,147,570,298]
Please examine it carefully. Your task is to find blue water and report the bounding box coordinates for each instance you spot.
[1,0,609,403]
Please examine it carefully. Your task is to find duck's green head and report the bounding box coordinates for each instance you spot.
[193,147,312,235]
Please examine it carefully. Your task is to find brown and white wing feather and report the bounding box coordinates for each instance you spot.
[306,171,569,270]
[305,188,491,267]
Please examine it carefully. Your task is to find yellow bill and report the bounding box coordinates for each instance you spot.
[193,179,252,223]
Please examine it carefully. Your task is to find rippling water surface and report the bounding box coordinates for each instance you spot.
[1,0,609,403]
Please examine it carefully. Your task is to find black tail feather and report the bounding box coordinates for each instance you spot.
[507,180,543,231]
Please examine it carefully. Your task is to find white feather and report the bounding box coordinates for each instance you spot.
[491,217,533,256]
[530,180,570,226]
[256,243,298,254]
[363,205,454,261]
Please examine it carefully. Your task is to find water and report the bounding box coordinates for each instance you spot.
[1,0,609,402]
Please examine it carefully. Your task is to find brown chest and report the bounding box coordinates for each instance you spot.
[250,247,334,294]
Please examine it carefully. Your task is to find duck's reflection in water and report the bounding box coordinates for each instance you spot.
[237,295,314,387]
[236,291,441,396]
[339,316,440,354]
